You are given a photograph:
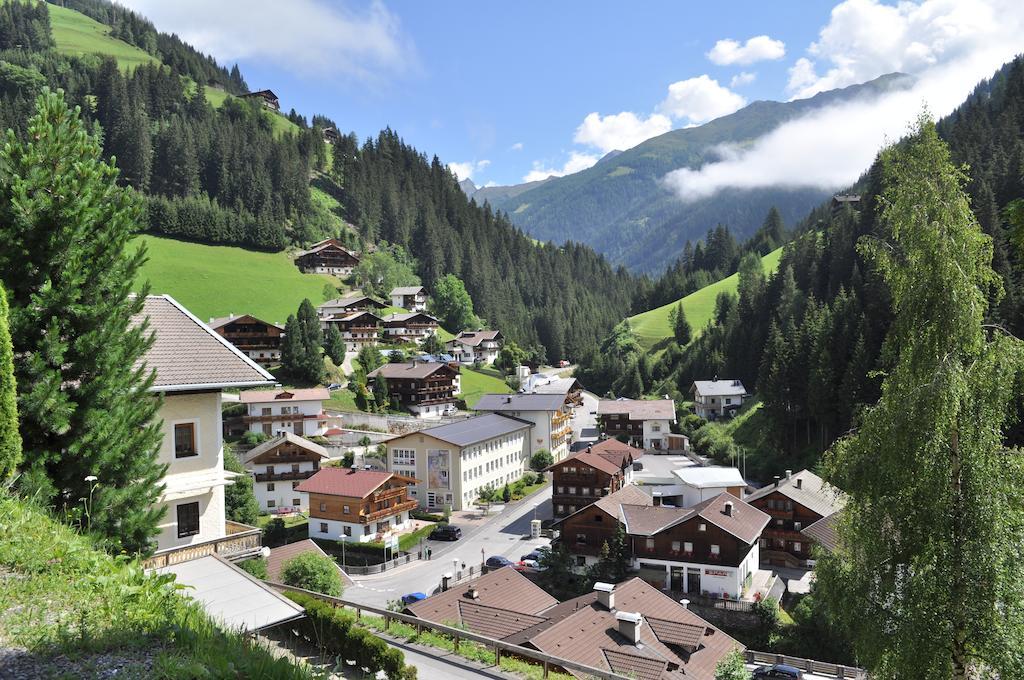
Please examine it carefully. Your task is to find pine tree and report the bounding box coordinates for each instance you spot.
[283,299,324,384]
[372,373,390,413]
[0,282,20,480]
[0,90,165,553]
[672,302,692,345]
[324,324,346,365]
[817,116,1024,679]
[280,314,303,376]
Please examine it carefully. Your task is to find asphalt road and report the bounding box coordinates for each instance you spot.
[344,486,554,608]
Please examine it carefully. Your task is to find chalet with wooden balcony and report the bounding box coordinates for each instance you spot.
[367,361,459,418]
[318,293,387,318]
[236,387,329,438]
[241,88,280,110]
[297,469,419,543]
[744,469,845,568]
[390,285,428,312]
[381,312,439,345]
[474,392,574,462]
[546,438,643,517]
[597,398,678,450]
[446,329,503,365]
[243,432,329,513]
[295,239,360,276]
[321,126,340,144]
[323,310,383,351]
[208,313,284,366]
[690,378,748,421]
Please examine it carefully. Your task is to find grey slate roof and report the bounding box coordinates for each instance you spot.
[367,362,456,380]
[417,413,532,447]
[597,398,675,420]
[474,393,566,413]
[131,295,274,392]
[802,511,841,553]
[690,379,747,397]
[390,286,425,296]
[744,469,846,519]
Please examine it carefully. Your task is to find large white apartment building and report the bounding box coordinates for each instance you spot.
[384,414,532,511]
[132,295,275,554]
[239,387,329,438]
[473,393,573,463]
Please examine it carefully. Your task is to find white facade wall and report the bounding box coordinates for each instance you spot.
[633,542,759,599]
[153,391,229,551]
[482,409,570,463]
[308,512,412,543]
[246,348,281,364]
[693,393,744,420]
[642,419,673,450]
[246,399,326,437]
[251,460,319,512]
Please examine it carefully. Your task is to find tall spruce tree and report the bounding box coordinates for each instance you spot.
[817,116,1024,678]
[671,302,692,345]
[0,282,20,480]
[324,323,346,365]
[297,298,324,382]
[0,90,165,552]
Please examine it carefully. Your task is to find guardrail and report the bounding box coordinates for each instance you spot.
[143,521,262,569]
[745,650,866,678]
[265,582,635,680]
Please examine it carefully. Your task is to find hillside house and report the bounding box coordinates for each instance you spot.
[295,240,360,276]
[547,438,643,517]
[323,311,383,351]
[237,387,329,438]
[832,194,861,214]
[243,432,329,513]
[384,414,532,511]
[367,361,460,418]
[298,469,419,543]
[597,398,677,450]
[558,486,769,599]
[446,330,503,365]
[381,312,439,344]
[208,313,284,366]
[473,393,573,462]
[318,293,388,318]
[801,511,841,557]
[131,295,273,556]
[321,126,340,144]
[690,379,747,420]
[744,469,846,567]
[241,89,280,110]
[405,569,741,680]
[390,285,428,311]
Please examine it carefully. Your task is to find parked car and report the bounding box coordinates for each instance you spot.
[514,559,545,573]
[400,592,427,605]
[428,524,462,541]
[752,665,803,679]
[485,555,514,569]
[520,547,550,562]
[327,383,343,391]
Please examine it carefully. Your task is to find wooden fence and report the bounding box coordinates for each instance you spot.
[745,650,866,678]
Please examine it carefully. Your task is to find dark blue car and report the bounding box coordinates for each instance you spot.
[485,555,513,569]
[401,592,427,605]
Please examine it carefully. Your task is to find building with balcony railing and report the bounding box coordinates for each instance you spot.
[547,438,643,517]
[208,313,285,366]
[446,329,503,365]
[321,310,384,351]
[298,468,419,543]
[237,387,330,438]
[597,398,677,450]
[381,312,439,344]
[474,392,574,462]
[367,361,459,418]
[244,432,329,513]
[389,285,428,312]
[294,238,360,276]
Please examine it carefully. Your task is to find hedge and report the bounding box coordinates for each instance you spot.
[284,591,417,680]
[411,510,445,522]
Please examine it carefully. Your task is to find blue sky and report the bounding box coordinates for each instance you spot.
[121,0,1023,190]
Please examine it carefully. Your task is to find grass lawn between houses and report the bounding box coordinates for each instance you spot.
[459,365,512,408]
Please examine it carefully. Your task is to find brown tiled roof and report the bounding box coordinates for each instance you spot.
[548,451,621,476]
[295,469,416,498]
[802,511,841,553]
[503,592,600,646]
[621,504,686,535]
[390,286,425,296]
[457,600,548,639]
[243,432,329,464]
[406,567,558,625]
[602,648,668,680]
[593,485,653,516]
[622,493,769,544]
[382,312,438,325]
[646,616,706,652]
[130,295,274,392]
[367,362,457,380]
[266,539,351,585]
[319,294,386,309]
[208,313,284,331]
[597,399,676,420]
[744,469,846,519]
[587,438,644,467]
[295,241,358,258]
[239,387,330,403]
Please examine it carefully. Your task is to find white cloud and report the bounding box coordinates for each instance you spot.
[115,0,412,80]
[509,142,524,151]
[657,75,746,125]
[787,0,1002,98]
[664,0,1024,202]
[707,35,786,65]
[523,152,600,183]
[730,72,757,88]
[573,111,673,154]
[448,160,491,181]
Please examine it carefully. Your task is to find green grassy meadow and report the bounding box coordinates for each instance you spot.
[628,247,783,350]
[202,85,301,138]
[460,366,512,408]
[48,3,158,70]
[132,235,340,324]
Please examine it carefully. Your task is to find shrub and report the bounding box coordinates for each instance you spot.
[714,649,751,680]
[238,557,268,579]
[263,517,287,547]
[411,510,445,522]
[281,552,344,596]
[242,431,269,446]
[529,449,553,472]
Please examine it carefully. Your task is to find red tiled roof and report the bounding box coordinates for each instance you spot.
[295,468,415,498]
[406,567,558,626]
[548,451,621,476]
[266,539,351,585]
[587,438,644,467]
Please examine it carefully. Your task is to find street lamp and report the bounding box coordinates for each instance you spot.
[452,557,460,580]
[532,503,539,521]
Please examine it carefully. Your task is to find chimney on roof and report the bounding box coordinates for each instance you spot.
[679,599,690,610]
[786,469,793,481]
[724,501,734,517]
[712,375,718,382]
[615,611,643,645]
[774,475,781,488]
[593,582,615,611]
[465,586,480,600]
[795,477,803,489]
[412,359,419,367]
[506,396,512,404]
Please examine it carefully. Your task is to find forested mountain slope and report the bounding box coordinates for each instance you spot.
[489,74,913,273]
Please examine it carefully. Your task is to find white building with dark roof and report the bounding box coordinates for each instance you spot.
[131,295,274,555]
[383,413,532,510]
[474,392,573,462]
[597,398,678,450]
[690,379,748,420]
[446,330,503,365]
[390,285,427,311]
[238,387,330,438]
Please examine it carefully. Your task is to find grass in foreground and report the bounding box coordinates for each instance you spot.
[460,366,512,408]
[132,234,340,324]
[0,493,310,679]
[629,247,783,350]
[48,3,159,71]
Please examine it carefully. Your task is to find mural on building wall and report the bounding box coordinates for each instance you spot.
[427,449,450,489]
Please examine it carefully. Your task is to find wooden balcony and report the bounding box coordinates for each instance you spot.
[142,520,262,570]
[363,499,418,523]
[255,470,317,483]
[242,412,325,423]
[371,486,406,503]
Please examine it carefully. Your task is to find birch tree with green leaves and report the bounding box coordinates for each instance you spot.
[817,115,1024,679]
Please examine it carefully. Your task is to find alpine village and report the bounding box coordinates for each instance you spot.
[0,1,1023,679]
